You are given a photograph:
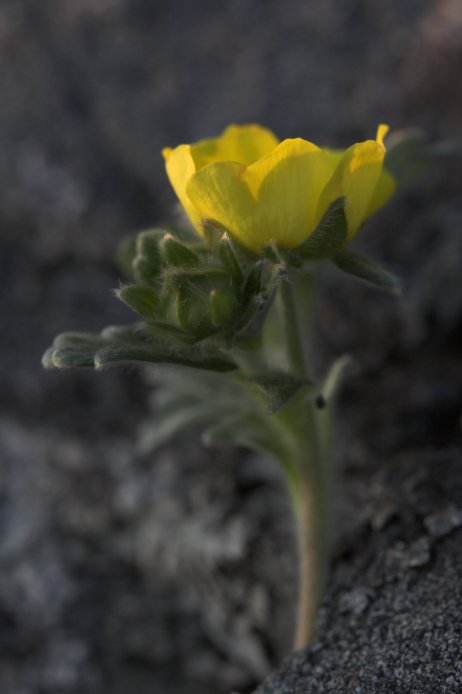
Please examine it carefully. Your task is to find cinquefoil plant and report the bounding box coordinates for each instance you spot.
[43,123,428,649]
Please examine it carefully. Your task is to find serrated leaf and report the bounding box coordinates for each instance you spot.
[42,331,106,369]
[53,331,106,350]
[144,320,199,344]
[43,326,238,373]
[94,337,237,372]
[46,348,97,369]
[333,250,401,294]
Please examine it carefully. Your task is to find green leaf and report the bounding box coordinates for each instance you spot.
[143,320,199,344]
[133,229,165,286]
[136,229,165,265]
[42,346,96,369]
[138,370,250,452]
[94,338,237,372]
[297,197,347,260]
[116,236,137,280]
[160,233,200,267]
[139,400,221,452]
[116,285,164,320]
[42,331,106,369]
[43,326,238,373]
[385,130,431,190]
[245,370,312,413]
[203,412,298,483]
[133,256,162,287]
[333,250,401,294]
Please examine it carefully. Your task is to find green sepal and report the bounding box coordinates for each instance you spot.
[133,229,166,286]
[235,262,287,340]
[333,250,401,294]
[116,284,165,320]
[201,220,258,264]
[241,259,265,299]
[132,256,162,287]
[116,236,137,280]
[160,233,200,267]
[297,197,347,260]
[169,267,232,336]
[43,326,238,373]
[262,242,302,268]
[209,290,239,328]
[201,219,228,248]
[216,237,244,284]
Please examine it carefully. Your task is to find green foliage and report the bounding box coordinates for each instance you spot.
[385,130,432,191]
[246,370,312,414]
[42,192,402,377]
[43,326,237,372]
[297,197,348,260]
[333,249,401,294]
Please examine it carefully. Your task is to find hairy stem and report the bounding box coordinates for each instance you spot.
[277,269,332,649]
[280,276,308,377]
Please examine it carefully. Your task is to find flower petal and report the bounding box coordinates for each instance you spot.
[187,139,335,251]
[191,124,280,169]
[317,139,387,238]
[242,138,336,248]
[162,144,202,230]
[365,167,396,219]
[186,161,257,245]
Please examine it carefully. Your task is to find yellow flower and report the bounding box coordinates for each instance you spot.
[162,123,395,253]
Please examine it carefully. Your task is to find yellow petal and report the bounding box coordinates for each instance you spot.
[376,123,390,145]
[162,144,202,230]
[242,138,336,248]
[365,167,396,219]
[162,125,279,235]
[186,161,256,244]
[317,139,387,238]
[187,139,335,252]
[191,123,280,169]
[319,125,395,233]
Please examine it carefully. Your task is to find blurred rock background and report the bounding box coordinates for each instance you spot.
[1,1,461,692]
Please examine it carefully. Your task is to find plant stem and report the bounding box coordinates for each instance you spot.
[280,275,308,377]
[277,268,332,649]
[292,420,330,649]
